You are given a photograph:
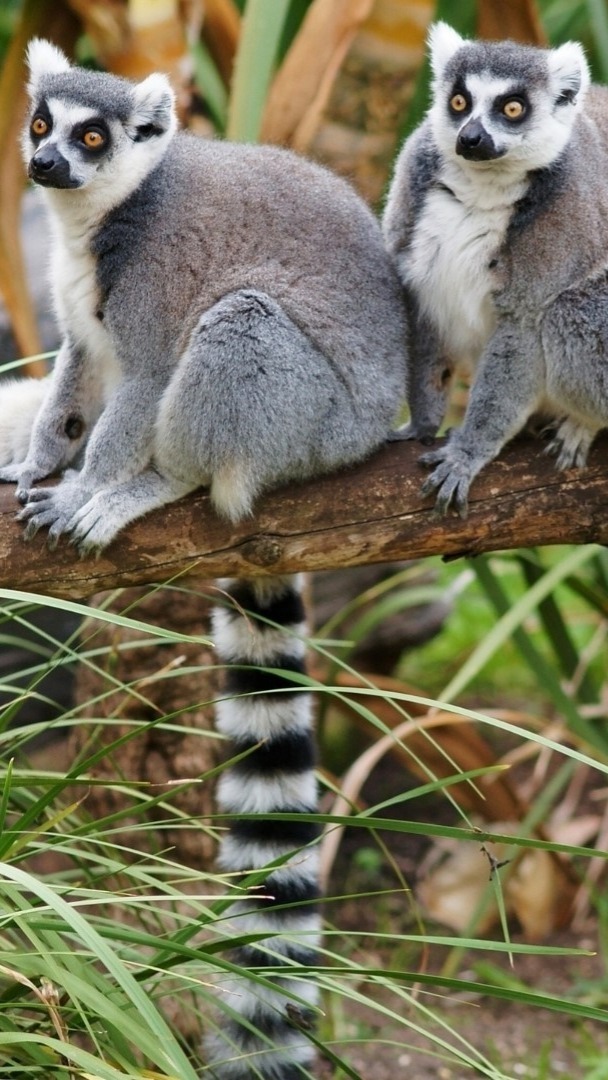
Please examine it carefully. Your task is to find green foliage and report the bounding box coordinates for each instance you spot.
[0,554,607,1075]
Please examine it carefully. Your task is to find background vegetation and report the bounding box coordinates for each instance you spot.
[0,1,607,1077]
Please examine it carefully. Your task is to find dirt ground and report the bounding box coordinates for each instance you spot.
[322,760,608,1080]
[324,928,608,1079]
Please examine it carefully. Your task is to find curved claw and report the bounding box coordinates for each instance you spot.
[47,525,66,551]
[22,487,53,504]
[420,457,472,518]
[22,517,43,541]
[420,447,448,469]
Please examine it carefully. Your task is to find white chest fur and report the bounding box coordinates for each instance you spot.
[404,163,527,364]
[48,205,120,396]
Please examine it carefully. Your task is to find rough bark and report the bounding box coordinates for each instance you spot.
[1,436,607,601]
[69,586,221,870]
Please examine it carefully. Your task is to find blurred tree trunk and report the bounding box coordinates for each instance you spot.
[70,585,221,869]
[477,0,546,44]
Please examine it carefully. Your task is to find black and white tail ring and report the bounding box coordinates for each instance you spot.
[207,574,320,1079]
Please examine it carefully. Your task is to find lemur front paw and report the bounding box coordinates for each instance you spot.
[66,492,122,555]
[17,474,93,550]
[420,443,476,517]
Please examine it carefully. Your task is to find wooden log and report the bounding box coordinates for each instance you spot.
[1,434,607,600]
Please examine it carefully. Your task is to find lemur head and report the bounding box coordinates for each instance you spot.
[428,22,590,173]
[23,40,176,210]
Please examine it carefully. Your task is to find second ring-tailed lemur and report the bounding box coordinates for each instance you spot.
[0,39,407,1079]
[383,22,608,515]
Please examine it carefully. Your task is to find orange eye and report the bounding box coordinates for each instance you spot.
[82,129,105,149]
[31,116,48,136]
[450,93,468,112]
[503,99,525,120]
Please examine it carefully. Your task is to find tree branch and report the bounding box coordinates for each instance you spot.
[1,435,607,600]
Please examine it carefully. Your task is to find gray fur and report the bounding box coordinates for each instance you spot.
[0,41,408,1080]
[2,42,407,547]
[383,22,607,513]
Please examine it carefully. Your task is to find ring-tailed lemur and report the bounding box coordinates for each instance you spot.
[2,40,407,1078]
[383,22,608,515]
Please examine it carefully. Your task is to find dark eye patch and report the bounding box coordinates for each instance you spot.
[447,77,472,117]
[71,117,110,152]
[30,101,53,138]
[494,89,530,123]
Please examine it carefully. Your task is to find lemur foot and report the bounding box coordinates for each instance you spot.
[0,463,39,501]
[388,421,437,446]
[17,474,93,550]
[420,443,477,518]
[544,418,595,470]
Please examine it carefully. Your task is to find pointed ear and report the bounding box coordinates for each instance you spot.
[26,38,71,96]
[130,72,177,138]
[428,22,465,79]
[547,40,590,106]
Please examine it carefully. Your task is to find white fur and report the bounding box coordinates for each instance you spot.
[218,835,319,879]
[404,164,525,361]
[428,21,464,79]
[0,377,50,464]
[26,38,70,94]
[129,72,176,135]
[46,200,119,396]
[41,103,175,225]
[548,40,590,105]
[25,74,176,399]
[217,770,318,816]
[213,607,307,666]
[214,694,313,743]
[217,907,320,941]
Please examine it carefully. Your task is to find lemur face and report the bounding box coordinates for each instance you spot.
[26,98,118,190]
[427,22,590,173]
[23,40,176,202]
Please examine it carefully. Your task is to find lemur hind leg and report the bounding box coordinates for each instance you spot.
[28,287,376,555]
[155,288,377,523]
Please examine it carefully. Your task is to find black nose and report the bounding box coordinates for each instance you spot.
[456,119,499,161]
[28,148,75,188]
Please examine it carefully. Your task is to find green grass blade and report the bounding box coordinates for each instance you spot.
[226,0,291,141]
[191,38,228,131]
[0,589,212,646]
[0,863,199,1079]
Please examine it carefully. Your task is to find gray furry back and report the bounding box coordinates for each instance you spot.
[94,133,407,451]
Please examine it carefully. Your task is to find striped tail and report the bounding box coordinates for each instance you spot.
[207,575,320,1079]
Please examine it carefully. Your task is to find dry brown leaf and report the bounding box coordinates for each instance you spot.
[260,0,375,151]
[314,667,526,820]
[477,0,546,44]
[64,0,127,54]
[418,825,575,939]
[96,0,190,90]
[202,0,241,85]
[507,846,572,939]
